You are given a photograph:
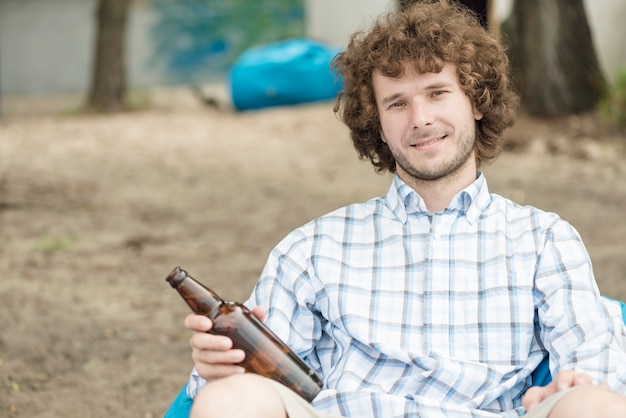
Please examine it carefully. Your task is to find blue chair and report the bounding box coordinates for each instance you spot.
[164,298,626,417]
[164,383,193,418]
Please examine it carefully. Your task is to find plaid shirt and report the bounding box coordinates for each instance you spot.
[189,173,626,417]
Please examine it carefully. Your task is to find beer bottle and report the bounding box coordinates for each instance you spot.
[166,266,323,402]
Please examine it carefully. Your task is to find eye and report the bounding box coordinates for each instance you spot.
[432,90,448,97]
[387,101,405,109]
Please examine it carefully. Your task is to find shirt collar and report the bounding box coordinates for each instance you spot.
[385,173,491,224]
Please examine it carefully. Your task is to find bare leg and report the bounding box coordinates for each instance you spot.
[549,385,626,418]
[190,374,287,418]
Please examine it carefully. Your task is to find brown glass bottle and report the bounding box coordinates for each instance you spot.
[166,266,323,402]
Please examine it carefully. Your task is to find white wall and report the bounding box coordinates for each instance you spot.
[0,0,163,96]
[582,0,626,80]
[0,0,96,95]
[304,0,391,48]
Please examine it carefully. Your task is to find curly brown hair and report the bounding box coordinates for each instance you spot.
[331,0,519,173]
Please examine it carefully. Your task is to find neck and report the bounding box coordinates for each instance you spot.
[397,162,477,213]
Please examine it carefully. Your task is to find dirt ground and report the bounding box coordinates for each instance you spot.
[0,89,625,417]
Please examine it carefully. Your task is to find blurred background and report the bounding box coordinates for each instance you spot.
[0,1,625,417]
[1,0,625,114]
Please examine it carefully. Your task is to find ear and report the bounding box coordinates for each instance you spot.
[380,130,388,143]
[473,107,483,121]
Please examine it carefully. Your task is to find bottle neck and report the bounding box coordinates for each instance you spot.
[167,266,224,316]
[180,277,224,317]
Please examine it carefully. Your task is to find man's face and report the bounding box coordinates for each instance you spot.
[373,63,483,184]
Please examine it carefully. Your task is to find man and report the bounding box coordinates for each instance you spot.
[182,1,626,417]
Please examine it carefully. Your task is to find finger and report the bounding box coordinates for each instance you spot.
[192,345,245,364]
[573,373,593,386]
[195,362,246,380]
[522,386,548,411]
[191,346,246,380]
[250,306,266,322]
[184,313,213,332]
[555,369,578,390]
[189,331,233,351]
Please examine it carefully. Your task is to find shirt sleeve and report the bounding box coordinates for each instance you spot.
[187,366,207,398]
[186,228,323,399]
[246,228,323,366]
[534,217,626,393]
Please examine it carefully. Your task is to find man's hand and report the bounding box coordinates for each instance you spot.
[522,370,594,412]
[185,306,266,381]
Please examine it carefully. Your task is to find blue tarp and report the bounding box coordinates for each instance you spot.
[229,38,343,111]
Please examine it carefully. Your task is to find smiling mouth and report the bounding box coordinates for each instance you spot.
[411,135,446,147]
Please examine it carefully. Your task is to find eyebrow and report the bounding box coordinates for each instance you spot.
[380,93,404,107]
[426,82,453,91]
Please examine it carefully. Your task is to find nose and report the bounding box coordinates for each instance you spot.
[411,100,434,129]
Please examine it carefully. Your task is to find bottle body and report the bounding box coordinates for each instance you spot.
[166,266,322,402]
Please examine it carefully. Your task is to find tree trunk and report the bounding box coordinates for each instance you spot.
[504,0,605,116]
[87,0,131,112]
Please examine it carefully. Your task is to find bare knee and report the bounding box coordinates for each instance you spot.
[190,374,287,418]
[550,385,626,418]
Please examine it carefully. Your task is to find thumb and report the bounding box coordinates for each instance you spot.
[250,305,266,322]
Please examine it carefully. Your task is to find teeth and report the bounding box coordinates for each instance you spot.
[416,137,442,146]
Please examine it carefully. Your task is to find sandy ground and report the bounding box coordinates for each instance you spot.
[0,89,625,417]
